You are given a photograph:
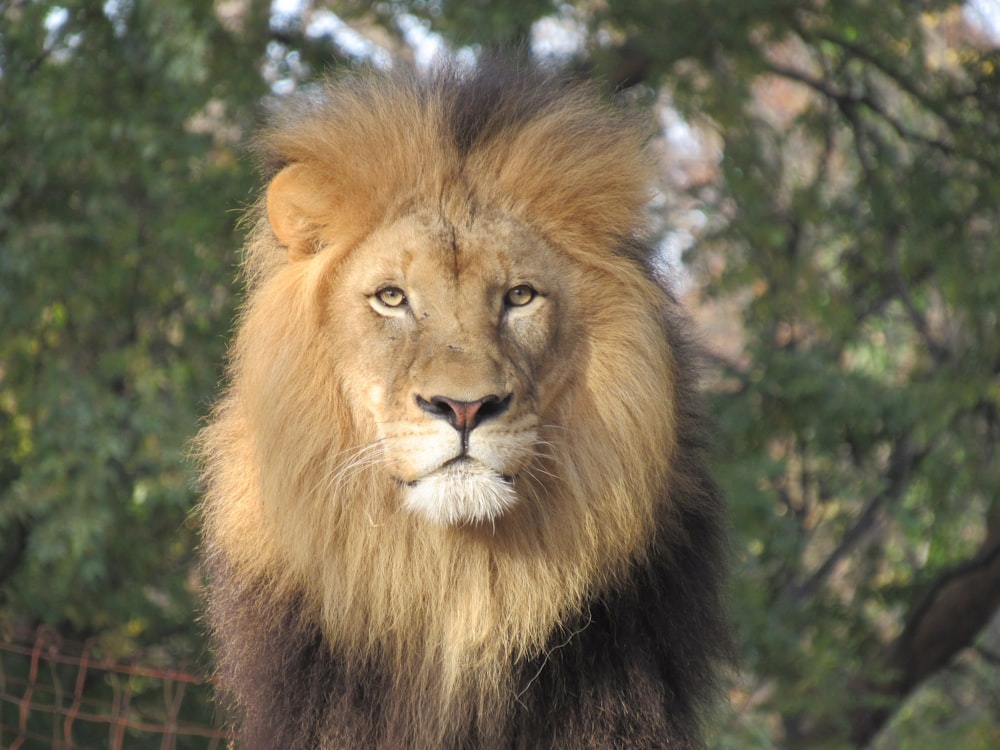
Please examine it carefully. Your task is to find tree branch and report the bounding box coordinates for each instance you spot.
[762,61,956,157]
[791,20,965,132]
[787,435,927,603]
[0,519,29,592]
[884,229,952,363]
[849,519,1000,746]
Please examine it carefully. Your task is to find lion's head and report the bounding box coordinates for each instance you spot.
[198,63,725,747]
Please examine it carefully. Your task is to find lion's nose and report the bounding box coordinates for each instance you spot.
[416,394,511,432]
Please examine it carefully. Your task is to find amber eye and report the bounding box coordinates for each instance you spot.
[375,286,407,308]
[505,284,536,307]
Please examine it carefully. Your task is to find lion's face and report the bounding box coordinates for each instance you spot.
[324,208,580,526]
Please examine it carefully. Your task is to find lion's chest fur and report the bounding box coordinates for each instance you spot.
[206,518,713,750]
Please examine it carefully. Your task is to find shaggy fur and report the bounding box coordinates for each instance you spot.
[197,61,730,749]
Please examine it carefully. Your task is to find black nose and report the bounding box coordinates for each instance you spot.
[416,394,511,432]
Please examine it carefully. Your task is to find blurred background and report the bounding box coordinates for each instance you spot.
[2,1,999,747]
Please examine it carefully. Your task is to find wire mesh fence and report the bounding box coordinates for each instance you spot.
[0,628,229,749]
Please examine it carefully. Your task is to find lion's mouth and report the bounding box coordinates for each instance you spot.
[395,473,515,490]
[398,459,519,525]
[442,455,515,482]
[395,456,515,486]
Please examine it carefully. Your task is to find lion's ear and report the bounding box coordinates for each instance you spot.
[266,164,329,260]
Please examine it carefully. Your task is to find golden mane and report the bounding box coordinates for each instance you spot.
[198,61,728,749]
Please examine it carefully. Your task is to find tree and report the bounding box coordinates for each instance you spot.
[0,0,269,654]
[0,1,287,742]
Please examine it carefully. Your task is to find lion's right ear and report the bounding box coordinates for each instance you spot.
[266,164,329,260]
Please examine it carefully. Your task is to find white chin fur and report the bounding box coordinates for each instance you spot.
[403,463,518,526]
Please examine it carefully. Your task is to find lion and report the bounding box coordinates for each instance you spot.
[197,61,730,749]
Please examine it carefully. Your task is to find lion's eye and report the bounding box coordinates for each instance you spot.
[504,284,536,308]
[374,286,407,308]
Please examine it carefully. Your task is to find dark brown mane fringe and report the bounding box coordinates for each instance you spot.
[438,61,577,155]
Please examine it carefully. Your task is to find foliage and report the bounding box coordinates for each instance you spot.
[2,0,998,747]
[0,0,267,654]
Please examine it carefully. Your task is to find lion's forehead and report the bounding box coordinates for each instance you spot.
[352,209,553,289]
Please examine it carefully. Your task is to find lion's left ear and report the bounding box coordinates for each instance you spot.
[266,163,329,260]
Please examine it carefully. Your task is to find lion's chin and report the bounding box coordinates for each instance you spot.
[402,462,518,526]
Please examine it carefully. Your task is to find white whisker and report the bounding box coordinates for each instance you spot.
[316,440,389,497]
[524,464,561,482]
